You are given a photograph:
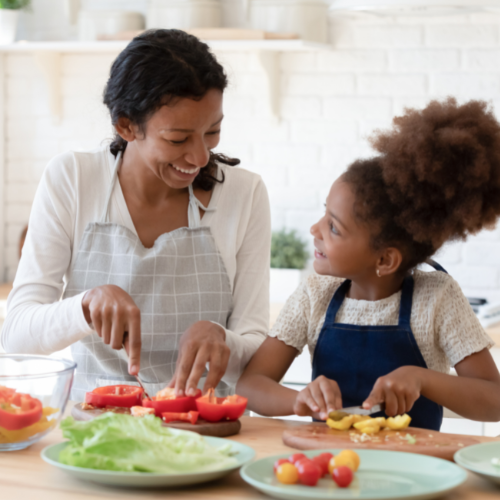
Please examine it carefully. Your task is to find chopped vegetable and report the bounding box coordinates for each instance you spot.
[130,406,155,417]
[0,406,58,443]
[385,414,412,430]
[162,411,199,425]
[195,389,247,422]
[326,412,411,434]
[142,390,201,416]
[59,413,238,473]
[85,385,144,408]
[0,386,43,431]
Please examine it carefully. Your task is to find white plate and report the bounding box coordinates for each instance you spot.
[454,442,500,485]
[241,449,467,500]
[41,437,255,488]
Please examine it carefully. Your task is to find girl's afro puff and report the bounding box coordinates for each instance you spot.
[345,98,500,271]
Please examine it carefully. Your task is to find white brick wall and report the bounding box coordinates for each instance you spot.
[3,12,500,302]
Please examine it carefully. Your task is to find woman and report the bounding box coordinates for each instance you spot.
[1,30,271,401]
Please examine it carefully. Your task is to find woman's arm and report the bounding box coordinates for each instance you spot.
[236,337,299,416]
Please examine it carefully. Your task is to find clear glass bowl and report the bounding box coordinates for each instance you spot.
[0,355,76,451]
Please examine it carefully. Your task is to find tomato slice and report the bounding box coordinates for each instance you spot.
[0,387,43,431]
[142,390,201,417]
[195,391,247,422]
[85,385,144,408]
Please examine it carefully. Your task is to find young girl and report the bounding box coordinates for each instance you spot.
[237,98,500,431]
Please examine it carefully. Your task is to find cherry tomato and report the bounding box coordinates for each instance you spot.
[288,453,307,464]
[273,458,290,473]
[312,452,333,476]
[276,462,299,484]
[296,460,321,487]
[332,465,354,488]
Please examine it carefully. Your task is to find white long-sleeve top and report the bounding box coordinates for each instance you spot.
[2,146,271,386]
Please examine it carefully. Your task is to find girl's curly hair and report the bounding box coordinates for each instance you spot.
[343,98,500,272]
[103,29,239,191]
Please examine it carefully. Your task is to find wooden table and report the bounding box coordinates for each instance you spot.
[2,411,500,500]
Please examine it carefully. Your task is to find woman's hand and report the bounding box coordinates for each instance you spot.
[293,375,343,420]
[170,321,230,397]
[82,285,141,375]
[362,366,423,416]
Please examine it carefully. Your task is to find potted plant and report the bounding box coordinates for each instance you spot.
[0,0,30,44]
[270,229,309,303]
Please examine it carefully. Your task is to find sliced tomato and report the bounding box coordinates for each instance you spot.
[0,388,43,431]
[162,411,199,425]
[85,385,144,408]
[142,390,201,417]
[195,392,247,422]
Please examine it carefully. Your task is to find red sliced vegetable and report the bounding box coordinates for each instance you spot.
[0,387,43,431]
[142,389,201,417]
[195,389,247,422]
[162,411,199,425]
[85,385,144,408]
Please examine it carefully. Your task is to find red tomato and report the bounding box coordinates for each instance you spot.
[296,459,321,486]
[312,453,334,476]
[273,458,290,473]
[85,385,143,408]
[195,394,247,422]
[288,453,307,465]
[332,466,354,488]
[143,390,201,417]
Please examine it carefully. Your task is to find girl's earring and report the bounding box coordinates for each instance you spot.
[376,269,381,277]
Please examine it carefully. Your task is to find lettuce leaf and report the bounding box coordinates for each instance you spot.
[59,413,238,473]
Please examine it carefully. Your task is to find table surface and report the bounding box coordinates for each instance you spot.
[2,408,500,500]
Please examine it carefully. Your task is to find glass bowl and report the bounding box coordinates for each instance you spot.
[0,354,76,451]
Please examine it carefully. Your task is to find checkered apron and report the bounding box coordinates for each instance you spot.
[64,153,233,401]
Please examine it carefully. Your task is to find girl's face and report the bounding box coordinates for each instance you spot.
[121,88,223,190]
[311,179,379,279]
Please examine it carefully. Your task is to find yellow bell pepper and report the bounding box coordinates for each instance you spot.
[326,415,354,430]
[353,420,381,434]
[384,414,412,430]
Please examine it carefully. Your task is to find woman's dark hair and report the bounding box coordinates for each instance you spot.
[103,29,239,191]
[343,98,500,273]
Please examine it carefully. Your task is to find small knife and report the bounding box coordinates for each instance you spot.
[121,342,152,401]
[328,403,386,422]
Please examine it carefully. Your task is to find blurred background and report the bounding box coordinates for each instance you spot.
[1,0,500,434]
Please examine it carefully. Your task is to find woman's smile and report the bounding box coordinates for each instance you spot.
[169,163,201,178]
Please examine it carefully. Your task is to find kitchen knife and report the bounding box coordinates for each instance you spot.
[121,342,152,401]
[328,403,386,421]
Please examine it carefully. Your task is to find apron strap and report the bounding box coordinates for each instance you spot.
[100,151,122,223]
[397,275,414,328]
[425,258,448,274]
[187,184,216,229]
[323,279,351,327]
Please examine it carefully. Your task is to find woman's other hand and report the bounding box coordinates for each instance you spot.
[82,285,142,375]
[170,321,230,397]
[294,375,343,420]
[362,366,423,417]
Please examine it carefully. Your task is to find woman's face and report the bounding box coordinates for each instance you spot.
[124,88,224,190]
[310,179,379,279]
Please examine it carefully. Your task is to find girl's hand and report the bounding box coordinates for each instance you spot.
[363,366,423,416]
[293,375,343,420]
[169,321,230,397]
[82,285,142,375]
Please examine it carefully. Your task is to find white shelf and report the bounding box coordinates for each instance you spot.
[0,39,331,53]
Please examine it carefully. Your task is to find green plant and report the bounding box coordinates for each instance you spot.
[0,0,30,9]
[271,229,309,270]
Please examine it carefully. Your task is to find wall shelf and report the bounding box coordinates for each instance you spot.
[0,39,331,121]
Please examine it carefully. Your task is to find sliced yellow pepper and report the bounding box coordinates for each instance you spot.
[353,420,381,434]
[0,406,59,444]
[384,414,412,430]
[326,415,354,430]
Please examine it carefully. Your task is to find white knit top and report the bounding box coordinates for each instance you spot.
[269,270,493,373]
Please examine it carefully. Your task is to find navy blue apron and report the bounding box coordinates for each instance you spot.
[311,271,443,431]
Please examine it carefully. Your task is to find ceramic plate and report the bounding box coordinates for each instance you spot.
[454,442,500,485]
[41,436,255,488]
[240,449,467,500]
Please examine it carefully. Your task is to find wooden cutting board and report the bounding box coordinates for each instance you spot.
[71,403,241,438]
[282,423,481,461]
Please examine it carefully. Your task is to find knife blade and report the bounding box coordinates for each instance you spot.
[121,342,152,401]
[328,403,386,421]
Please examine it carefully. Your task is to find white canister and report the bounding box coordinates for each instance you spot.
[78,10,145,41]
[147,0,222,30]
[249,0,328,43]
[0,9,19,44]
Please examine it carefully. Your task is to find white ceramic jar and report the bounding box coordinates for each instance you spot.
[249,0,328,43]
[0,9,19,44]
[147,0,222,30]
[78,10,145,40]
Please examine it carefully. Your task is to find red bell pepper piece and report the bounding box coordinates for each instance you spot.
[162,411,199,425]
[0,386,43,431]
[142,389,201,417]
[85,385,144,408]
[195,390,248,422]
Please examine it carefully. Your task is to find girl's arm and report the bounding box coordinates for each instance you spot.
[363,348,500,421]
